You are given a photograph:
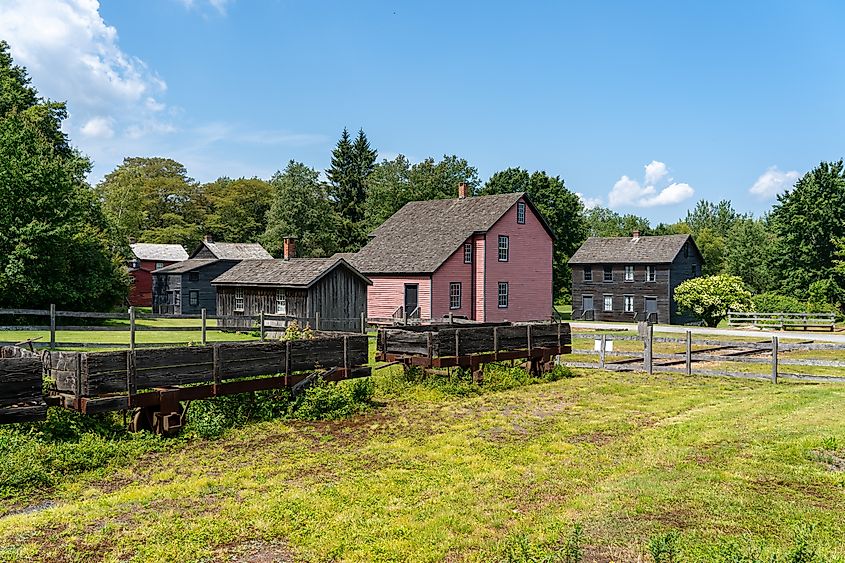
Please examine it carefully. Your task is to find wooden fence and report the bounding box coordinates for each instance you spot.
[727,311,836,331]
[563,324,845,384]
[0,306,369,350]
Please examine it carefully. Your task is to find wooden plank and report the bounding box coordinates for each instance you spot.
[0,356,43,406]
[0,404,48,423]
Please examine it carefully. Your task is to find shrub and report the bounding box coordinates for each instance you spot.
[649,531,680,563]
[674,275,753,327]
[751,293,805,314]
[289,376,374,420]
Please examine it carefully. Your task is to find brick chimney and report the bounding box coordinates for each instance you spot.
[204,234,214,243]
[458,182,468,199]
[283,237,297,260]
[632,230,640,239]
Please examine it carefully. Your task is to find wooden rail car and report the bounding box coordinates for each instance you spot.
[0,346,47,424]
[377,322,571,380]
[0,334,370,434]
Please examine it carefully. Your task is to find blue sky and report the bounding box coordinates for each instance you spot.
[1,1,843,223]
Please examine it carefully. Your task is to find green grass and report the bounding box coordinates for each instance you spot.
[1,367,844,562]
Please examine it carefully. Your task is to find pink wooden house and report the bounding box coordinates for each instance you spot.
[347,184,554,323]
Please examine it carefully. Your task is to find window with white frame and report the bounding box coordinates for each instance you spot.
[275,289,287,315]
[189,290,199,307]
[498,282,509,308]
[234,288,244,312]
[624,265,634,281]
[646,266,656,282]
[516,201,526,224]
[603,294,613,311]
[464,243,472,264]
[449,282,461,309]
[583,266,592,282]
[155,262,164,270]
[624,295,634,313]
[498,235,509,262]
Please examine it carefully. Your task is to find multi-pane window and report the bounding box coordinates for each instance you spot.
[646,266,656,282]
[464,243,472,264]
[624,265,634,281]
[603,295,613,311]
[449,282,462,310]
[189,290,199,307]
[624,295,634,313]
[603,265,613,282]
[583,266,592,282]
[155,262,164,270]
[498,282,509,308]
[276,289,286,315]
[234,288,244,312]
[516,201,526,224]
[498,235,509,262]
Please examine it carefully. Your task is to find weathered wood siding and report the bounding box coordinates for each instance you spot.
[571,264,671,323]
[152,273,182,315]
[483,196,553,322]
[308,266,368,332]
[179,260,238,316]
[668,240,703,324]
[216,286,308,329]
[191,245,217,259]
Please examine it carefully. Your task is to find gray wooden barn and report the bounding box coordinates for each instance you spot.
[568,232,704,324]
[212,257,371,332]
[152,236,272,315]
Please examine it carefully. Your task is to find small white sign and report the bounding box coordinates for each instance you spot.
[593,339,614,352]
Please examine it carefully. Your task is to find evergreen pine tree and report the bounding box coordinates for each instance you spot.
[327,128,377,251]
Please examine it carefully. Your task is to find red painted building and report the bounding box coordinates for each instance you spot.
[347,186,555,323]
[127,243,188,307]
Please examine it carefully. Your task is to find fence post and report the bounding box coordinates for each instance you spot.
[685,330,692,376]
[316,311,321,331]
[599,334,606,368]
[361,311,366,334]
[259,311,265,342]
[201,308,207,346]
[645,324,653,375]
[771,336,778,384]
[49,303,56,349]
[129,306,136,351]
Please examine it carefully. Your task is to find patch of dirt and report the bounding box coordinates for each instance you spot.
[215,539,294,562]
[0,499,58,519]
[809,449,845,472]
[569,431,615,446]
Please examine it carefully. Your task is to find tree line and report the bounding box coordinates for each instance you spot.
[2,40,844,315]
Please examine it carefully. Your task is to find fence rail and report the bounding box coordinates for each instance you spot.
[562,324,845,384]
[727,311,836,331]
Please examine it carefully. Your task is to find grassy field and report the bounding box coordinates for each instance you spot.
[1,367,844,562]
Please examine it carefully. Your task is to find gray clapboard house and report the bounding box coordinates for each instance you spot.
[212,255,371,332]
[568,232,703,324]
[152,236,272,315]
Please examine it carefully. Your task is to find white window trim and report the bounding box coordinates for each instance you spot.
[464,243,472,264]
[624,295,634,313]
[276,289,287,315]
[189,290,199,307]
[624,265,634,282]
[498,235,509,262]
[234,288,244,312]
[603,294,613,312]
[646,266,656,282]
[516,201,526,224]
[498,281,509,308]
[449,282,461,310]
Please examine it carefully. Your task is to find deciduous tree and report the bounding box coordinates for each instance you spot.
[674,275,752,327]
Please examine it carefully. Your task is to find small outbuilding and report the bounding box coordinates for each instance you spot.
[152,236,272,315]
[127,243,188,307]
[212,255,371,332]
[568,232,704,324]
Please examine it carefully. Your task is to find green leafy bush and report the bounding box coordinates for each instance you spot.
[649,531,680,563]
[751,293,806,314]
[674,275,753,327]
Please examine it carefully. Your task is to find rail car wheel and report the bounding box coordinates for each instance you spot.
[129,404,185,436]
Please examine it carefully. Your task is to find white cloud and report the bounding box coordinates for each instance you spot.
[749,166,800,199]
[644,160,668,186]
[608,161,695,208]
[0,0,173,155]
[177,0,232,15]
[80,116,114,139]
[576,192,602,209]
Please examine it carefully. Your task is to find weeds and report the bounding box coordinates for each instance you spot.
[497,524,584,563]
[649,531,680,563]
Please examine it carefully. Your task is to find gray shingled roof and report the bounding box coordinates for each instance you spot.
[130,243,188,262]
[212,258,371,287]
[153,259,216,274]
[351,193,551,274]
[203,242,272,260]
[568,234,696,264]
